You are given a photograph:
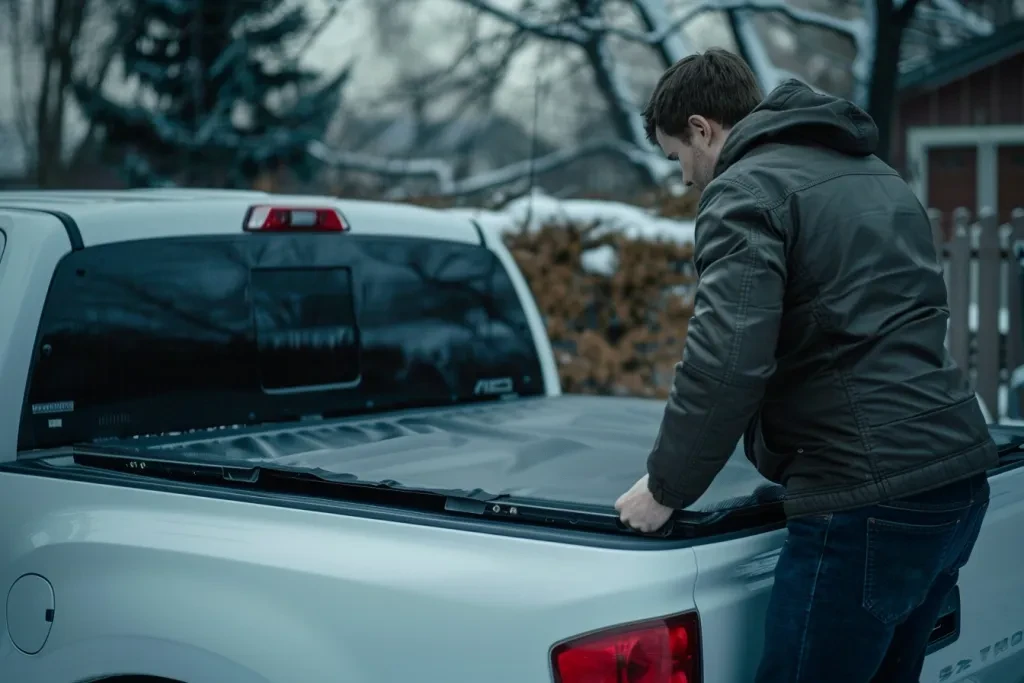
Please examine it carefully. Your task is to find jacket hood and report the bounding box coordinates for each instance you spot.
[714,79,878,177]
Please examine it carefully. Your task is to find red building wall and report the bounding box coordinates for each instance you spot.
[891,51,1024,223]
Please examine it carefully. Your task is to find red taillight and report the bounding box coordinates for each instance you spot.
[244,205,348,232]
[551,612,701,683]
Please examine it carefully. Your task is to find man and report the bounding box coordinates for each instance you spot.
[615,48,997,682]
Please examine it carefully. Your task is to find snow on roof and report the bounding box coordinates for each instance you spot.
[447,189,696,245]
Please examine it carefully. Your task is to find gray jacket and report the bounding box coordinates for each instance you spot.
[646,80,997,517]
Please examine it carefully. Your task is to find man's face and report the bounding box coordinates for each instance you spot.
[655,119,722,193]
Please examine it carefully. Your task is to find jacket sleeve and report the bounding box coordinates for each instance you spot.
[647,178,786,509]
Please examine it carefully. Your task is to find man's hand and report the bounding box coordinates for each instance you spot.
[615,474,674,533]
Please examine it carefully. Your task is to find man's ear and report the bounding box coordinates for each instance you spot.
[687,115,712,144]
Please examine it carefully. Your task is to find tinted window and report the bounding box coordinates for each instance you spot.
[19,234,544,450]
[252,267,360,391]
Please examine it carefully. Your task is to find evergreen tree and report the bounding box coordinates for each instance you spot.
[77,0,348,187]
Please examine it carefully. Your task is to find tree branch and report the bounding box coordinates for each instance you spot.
[630,0,691,64]
[307,138,676,198]
[587,0,864,46]
[459,0,591,42]
[306,140,457,190]
[926,0,992,34]
[729,10,797,93]
[362,24,528,119]
[293,0,350,63]
[2,0,36,154]
[69,2,146,168]
[438,138,676,197]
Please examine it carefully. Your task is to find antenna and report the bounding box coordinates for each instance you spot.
[523,5,569,228]
[524,39,546,229]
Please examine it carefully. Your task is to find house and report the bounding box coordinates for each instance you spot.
[893,20,1024,231]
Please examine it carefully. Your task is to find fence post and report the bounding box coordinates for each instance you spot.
[947,209,971,376]
[1008,209,1024,417]
[976,209,1001,416]
[928,208,944,259]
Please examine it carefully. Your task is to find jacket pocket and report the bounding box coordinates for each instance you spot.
[869,394,980,428]
[746,420,794,483]
[862,517,958,624]
[868,396,990,465]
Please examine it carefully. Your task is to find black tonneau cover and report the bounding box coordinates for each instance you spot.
[132,394,775,512]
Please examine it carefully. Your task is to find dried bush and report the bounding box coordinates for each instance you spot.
[400,188,700,217]
[630,188,700,219]
[505,221,695,399]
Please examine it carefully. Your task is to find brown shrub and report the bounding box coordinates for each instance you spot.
[398,188,700,218]
[630,188,700,219]
[504,221,695,399]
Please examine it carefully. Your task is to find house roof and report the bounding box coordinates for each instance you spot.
[899,19,1024,94]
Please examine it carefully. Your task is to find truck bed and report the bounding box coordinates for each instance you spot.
[3,401,1022,683]
[131,394,776,513]
[1,453,707,683]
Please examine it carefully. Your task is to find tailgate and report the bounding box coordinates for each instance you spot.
[691,455,1024,683]
[919,459,1024,683]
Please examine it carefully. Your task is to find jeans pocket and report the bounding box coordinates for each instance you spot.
[863,517,959,625]
[949,501,989,572]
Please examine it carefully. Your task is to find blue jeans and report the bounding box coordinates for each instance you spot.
[755,473,990,683]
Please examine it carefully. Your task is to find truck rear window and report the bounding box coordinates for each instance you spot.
[18,233,544,450]
[251,267,360,391]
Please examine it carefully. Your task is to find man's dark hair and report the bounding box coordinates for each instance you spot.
[642,48,763,144]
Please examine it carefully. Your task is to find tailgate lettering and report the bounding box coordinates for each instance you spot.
[937,629,1023,681]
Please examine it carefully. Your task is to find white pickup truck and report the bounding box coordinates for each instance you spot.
[0,189,1022,683]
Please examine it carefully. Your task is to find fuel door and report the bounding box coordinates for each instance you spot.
[6,573,55,654]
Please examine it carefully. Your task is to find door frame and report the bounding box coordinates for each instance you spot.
[907,125,1024,214]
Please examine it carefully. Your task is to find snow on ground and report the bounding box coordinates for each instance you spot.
[447,190,696,276]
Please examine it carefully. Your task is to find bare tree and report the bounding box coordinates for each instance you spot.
[501,0,994,160]
[0,0,135,186]
[12,0,996,196]
[314,0,995,195]
[723,0,996,158]
[312,0,686,194]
